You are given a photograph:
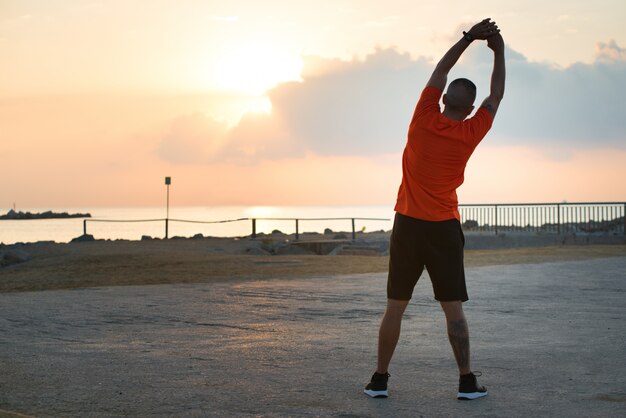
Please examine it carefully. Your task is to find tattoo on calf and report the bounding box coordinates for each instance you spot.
[447,319,470,371]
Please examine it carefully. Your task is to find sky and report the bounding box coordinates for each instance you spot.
[1,0,625,209]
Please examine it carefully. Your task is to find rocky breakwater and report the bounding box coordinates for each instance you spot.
[0,209,91,220]
[0,243,31,267]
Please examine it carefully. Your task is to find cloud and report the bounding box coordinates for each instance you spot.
[157,48,430,164]
[158,41,626,165]
[158,110,299,165]
[269,48,431,156]
[595,39,626,63]
[486,41,626,146]
[157,113,229,164]
[222,111,301,163]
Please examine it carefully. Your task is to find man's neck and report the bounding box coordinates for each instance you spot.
[442,108,467,121]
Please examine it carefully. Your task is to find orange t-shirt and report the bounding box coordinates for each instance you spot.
[394,86,493,221]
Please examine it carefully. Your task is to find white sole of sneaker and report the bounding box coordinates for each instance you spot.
[364,389,388,398]
[457,390,488,400]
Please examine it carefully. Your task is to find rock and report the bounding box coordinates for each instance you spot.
[462,220,479,229]
[244,247,270,255]
[31,241,56,246]
[328,245,346,256]
[274,243,315,255]
[71,234,95,243]
[324,228,333,235]
[192,233,204,239]
[271,229,283,235]
[141,235,152,241]
[1,249,31,267]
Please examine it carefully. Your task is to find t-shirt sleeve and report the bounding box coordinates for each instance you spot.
[465,107,494,147]
[410,86,442,125]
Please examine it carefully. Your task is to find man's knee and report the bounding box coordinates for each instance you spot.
[440,300,465,321]
[385,298,409,318]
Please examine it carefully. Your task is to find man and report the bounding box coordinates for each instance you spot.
[364,18,505,400]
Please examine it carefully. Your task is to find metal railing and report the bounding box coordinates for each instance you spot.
[459,202,626,235]
[83,217,389,241]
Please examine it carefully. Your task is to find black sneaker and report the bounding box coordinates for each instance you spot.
[364,372,390,398]
[457,371,488,400]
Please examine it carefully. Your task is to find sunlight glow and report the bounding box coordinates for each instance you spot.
[244,206,280,219]
[240,96,272,115]
[213,42,303,95]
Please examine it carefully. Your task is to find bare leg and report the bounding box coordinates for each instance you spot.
[440,301,471,375]
[376,298,410,374]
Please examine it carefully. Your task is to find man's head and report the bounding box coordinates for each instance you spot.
[443,78,477,120]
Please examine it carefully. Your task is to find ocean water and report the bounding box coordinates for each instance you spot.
[0,206,395,245]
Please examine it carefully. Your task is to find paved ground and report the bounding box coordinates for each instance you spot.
[1,257,625,417]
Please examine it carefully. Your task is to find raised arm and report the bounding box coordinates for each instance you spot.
[426,18,500,91]
[480,33,506,117]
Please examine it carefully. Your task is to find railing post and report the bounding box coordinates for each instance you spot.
[165,218,169,239]
[251,218,257,240]
[557,203,561,235]
[623,203,626,239]
[351,218,356,241]
[83,219,87,236]
[295,219,299,241]
[494,204,498,235]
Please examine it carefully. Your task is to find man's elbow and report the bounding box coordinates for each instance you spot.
[487,92,504,105]
[491,86,505,102]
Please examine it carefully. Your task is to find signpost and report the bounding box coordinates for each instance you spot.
[165,177,171,239]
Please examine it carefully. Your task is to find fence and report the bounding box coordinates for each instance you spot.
[81,202,626,240]
[459,202,626,235]
[83,217,389,241]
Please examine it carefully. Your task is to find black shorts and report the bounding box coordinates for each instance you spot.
[387,212,468,302]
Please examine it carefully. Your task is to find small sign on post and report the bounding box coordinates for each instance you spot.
[165,176,171,239]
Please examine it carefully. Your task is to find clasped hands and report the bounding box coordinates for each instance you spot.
[467,18,504,52]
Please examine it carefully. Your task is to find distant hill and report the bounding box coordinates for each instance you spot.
[0,209,91,220]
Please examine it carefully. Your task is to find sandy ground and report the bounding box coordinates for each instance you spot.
[1,235,625,293]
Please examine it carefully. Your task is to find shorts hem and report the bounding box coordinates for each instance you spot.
[386,294,412,302]
[434,296,469,302]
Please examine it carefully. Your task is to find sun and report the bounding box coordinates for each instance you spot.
[213,42,303,95]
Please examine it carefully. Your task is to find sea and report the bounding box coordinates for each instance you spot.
[0,206,395,245]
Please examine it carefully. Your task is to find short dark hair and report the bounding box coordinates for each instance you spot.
[446,78,477,109]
